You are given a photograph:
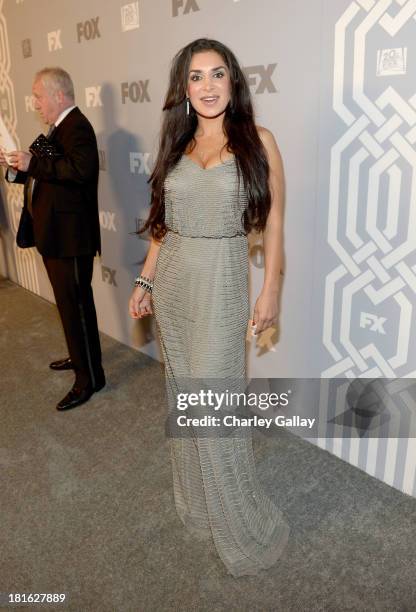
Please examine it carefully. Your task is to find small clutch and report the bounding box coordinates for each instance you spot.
[29,134,62,158]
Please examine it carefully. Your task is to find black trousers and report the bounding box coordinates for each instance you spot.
[43,254,104,388]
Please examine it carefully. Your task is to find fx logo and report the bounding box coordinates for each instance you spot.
[360,312,387,335]
[243,64,277,94]
[135,217,151,240]
[47,30,62,52]
[85,86,102,107]
[121,81,150,104]
[22,38,32,58]
[98,150,106,171]
[172,0,199,17]
[249,245,264,269]
[99,211,116,232]
[25,95,35,112]
[130,152,151,174]
[77,17,100,43]
[101,266,117,286]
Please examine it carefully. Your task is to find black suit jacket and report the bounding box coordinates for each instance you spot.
[9,107,101,258]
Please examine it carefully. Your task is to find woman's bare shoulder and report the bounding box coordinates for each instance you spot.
[255,124,271,136]
[255,125,280,159]
[255,125,275,145]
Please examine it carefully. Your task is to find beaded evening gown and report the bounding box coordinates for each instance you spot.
[152,154,290,577]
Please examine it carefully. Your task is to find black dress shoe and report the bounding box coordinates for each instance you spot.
[56,385,94,411]
[50,358,73,371]
[94,376,106,392]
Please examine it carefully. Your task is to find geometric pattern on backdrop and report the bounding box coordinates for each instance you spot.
[323,0,416,379]
[0,0,39,293]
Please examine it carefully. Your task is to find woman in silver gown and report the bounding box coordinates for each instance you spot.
[129,38,290,577]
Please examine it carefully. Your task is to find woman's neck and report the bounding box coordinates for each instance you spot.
[194,113,225,139]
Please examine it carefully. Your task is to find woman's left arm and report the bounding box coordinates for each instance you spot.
[252,127,285,334]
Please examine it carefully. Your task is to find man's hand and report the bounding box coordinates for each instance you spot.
[7,150,32,172]
[0,148,12,168]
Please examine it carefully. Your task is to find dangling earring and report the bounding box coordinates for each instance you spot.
[186,97,190,116]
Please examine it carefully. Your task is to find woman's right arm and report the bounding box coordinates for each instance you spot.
[128,237,162,319]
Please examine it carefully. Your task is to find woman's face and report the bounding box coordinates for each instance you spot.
[186,50,231,118]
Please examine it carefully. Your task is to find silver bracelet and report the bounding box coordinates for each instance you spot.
[134,274,153,294]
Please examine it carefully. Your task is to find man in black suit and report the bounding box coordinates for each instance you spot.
[2,67,105,410]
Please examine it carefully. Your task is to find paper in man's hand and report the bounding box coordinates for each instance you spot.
[0,114,17,162]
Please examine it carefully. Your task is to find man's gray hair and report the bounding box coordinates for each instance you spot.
[35,67,75,101]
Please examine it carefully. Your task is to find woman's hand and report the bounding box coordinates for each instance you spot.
[252,289,279,334]
[129,285,153,319]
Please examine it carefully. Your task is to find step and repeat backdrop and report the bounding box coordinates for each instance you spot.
[0,0,415,497]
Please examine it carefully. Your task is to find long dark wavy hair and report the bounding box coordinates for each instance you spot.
[139,38,271,240]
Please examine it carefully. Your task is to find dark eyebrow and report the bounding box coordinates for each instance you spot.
[189,65,227,73]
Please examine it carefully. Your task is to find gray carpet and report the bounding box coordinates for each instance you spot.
[0,276,415,612]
